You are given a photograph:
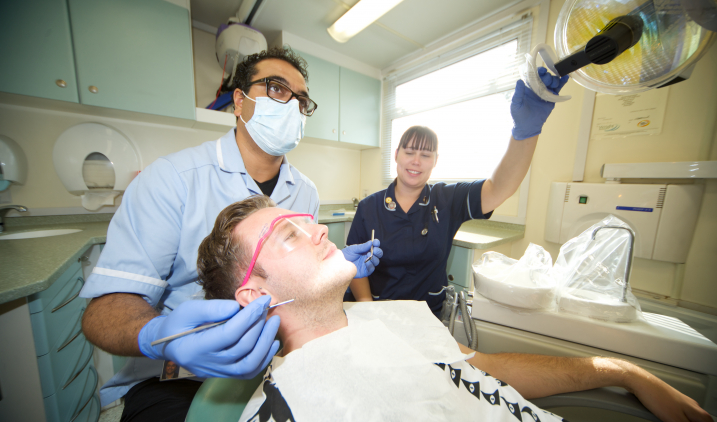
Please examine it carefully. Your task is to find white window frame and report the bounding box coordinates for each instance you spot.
[379,0,551,225]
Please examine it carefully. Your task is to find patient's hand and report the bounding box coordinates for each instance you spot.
[624,364,712,422]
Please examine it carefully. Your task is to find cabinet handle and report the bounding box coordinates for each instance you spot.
[88,86,99,93]
[62,341,94,390]
[448,274,454,281]
[57,308,85,353]
[332,129,337,133]
[342,131,346,135]
[52,276,85,313]
[56,79,67,88]
[69,369,97,422]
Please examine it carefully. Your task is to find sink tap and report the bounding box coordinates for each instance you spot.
[592,225,635,303]
[352,197,359,210]
[0,205,28,233]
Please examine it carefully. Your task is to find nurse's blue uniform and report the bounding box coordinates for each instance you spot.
[346,179,492,316]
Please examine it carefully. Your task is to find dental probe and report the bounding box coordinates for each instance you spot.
[150,299,295,346]
[364,230,375,263]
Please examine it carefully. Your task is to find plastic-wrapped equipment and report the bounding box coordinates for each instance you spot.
[552,215,641,322]
[472,243,555,310]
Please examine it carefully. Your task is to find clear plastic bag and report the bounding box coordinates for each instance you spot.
[472,243,555,310]
[552,215,641,322]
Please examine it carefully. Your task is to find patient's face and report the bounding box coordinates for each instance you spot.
[238,207,356,304]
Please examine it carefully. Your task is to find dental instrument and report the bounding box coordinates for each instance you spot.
[150,299,295,346]
[364,230,374,263]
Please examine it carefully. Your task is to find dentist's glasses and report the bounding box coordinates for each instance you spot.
[241,213,315,287]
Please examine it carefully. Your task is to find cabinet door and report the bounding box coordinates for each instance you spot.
[0,0,79,103]
[299,52,340,141]
[339,68,380,147]
[68,0,195,119]
[327,222,346,250]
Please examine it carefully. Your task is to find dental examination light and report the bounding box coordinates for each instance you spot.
[327,0,405,43]
[524,0,716,102]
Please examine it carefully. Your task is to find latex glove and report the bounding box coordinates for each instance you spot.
[511,67,569,140]
[342,239,383,278]
[138,296,280,379]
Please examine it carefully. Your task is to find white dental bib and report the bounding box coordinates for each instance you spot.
[239,301,563,422]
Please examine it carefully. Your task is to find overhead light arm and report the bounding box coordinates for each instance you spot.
[327,0,405,43]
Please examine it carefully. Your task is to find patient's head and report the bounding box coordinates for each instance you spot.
[198,195,356,312]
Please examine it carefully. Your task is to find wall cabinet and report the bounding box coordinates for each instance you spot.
[0,0,195,120]
[299,51,380,148]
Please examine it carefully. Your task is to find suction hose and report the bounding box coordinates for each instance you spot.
[459,290,479,351]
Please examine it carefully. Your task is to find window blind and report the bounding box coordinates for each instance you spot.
[381,15,533,184]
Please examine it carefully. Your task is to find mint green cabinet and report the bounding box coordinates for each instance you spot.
[69,0,195,119]
[339,68,381,147]
[297,51,380,148]
[302,52,340,142]
[446,245,474,292]
[327,222,347,250]
[0,0,79,103]
[0,0,195,120]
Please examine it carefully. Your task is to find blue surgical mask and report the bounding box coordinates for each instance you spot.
[240,93,306,156]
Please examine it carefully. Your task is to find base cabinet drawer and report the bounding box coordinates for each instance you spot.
[42,363,97,422]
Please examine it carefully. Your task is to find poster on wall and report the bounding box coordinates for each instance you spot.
[590,87,669,138]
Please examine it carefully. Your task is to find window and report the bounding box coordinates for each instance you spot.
[382,16,533,184]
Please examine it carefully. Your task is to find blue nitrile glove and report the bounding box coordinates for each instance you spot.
[511,67,569,140]
[138,296,280,379]
[342,239,383,278]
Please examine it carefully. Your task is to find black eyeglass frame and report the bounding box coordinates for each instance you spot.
[246,78,318,116]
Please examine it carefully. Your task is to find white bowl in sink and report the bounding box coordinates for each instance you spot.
[0,229,83,240]
[473,264,555,310]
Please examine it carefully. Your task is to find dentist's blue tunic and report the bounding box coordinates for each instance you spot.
[79,129,320,406]
[346,180,492,316]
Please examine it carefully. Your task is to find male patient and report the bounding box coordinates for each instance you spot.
[197,195,710,422]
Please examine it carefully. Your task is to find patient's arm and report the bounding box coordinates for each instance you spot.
[458,343,711,422]
[349,277,373,302]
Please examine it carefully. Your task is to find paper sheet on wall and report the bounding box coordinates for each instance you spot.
[590,88,669,138]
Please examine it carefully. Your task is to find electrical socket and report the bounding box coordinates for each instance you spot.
[363,189,368,198]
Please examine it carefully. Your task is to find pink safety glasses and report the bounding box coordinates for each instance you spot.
[240,213,315,287]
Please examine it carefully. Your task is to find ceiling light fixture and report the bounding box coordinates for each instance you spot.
[327,0,405,43]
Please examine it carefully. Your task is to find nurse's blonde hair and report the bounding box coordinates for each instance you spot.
[397,126,438,152]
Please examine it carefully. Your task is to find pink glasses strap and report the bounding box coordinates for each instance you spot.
[240,213,314,287]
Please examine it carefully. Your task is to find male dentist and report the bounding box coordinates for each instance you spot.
[79,47,380,422]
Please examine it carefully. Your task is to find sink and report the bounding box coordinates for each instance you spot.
[0,229,83,240]
[558,289,638,323]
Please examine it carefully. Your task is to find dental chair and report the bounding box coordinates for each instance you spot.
[186,375,661,422]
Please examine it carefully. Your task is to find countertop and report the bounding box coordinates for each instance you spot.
[318,210,524,250]
[0,216,110,305]
[0,212,523,305]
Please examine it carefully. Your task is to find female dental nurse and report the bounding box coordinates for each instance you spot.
[346,69,568,316]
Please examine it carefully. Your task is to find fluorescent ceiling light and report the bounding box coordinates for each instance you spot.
[327,0,404,43]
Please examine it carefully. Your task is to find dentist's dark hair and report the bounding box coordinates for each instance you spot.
[198,195,276,300]
[221,46,309,95]
[397,126,438,153]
